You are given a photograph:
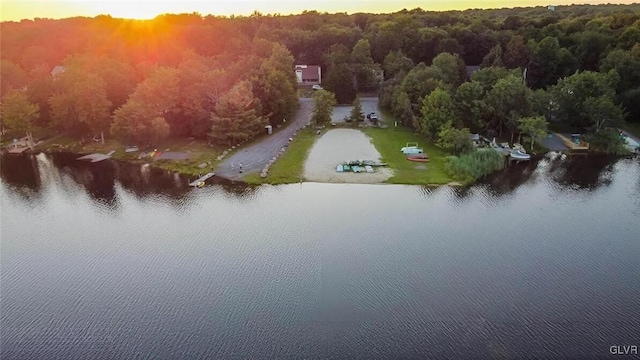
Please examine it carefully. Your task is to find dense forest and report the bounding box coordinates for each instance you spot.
[1,4,639,151]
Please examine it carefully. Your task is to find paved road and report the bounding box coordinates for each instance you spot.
[331,97,380,122]
[215,98,313,181]
[541,133,569,151]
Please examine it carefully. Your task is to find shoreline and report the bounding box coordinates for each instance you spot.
[9,136,627,189]
[4,147,470,187]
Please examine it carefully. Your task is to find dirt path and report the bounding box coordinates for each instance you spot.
[215,98,313,181]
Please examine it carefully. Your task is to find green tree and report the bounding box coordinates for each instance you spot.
[619,87,640,125]
[471,66,511,92]
[517,116,548,151]
[351,39,377,89]
[49,67,112,142]
[174,57,214,137]
[526,36,575,88]
[391,88,414,127]
[418,88,456,140]
[481,44,504,68]
[110,100,147,141]
[349,97,364,122]
[572,30,613,71]
[550,70,620,130]
[209,81,267,145]
[401,63,446,112]
[454,81,488,131]
[110,66,180,141]
[487,74,532,140]
[584,96,625,133]
[150,117,170,143]
[1,60,28,95]
[436,126,474,155]
[1,90,40,149]
[503,35,530,69]
[251,42,299,127]
[600,48,640,95]
[324,63,356,104]
[310,89,337,127]
[617,26,640,50]
[432,52,467,87]
[583,129,627,154]
[26,64,54,127]
[382,50,414,80]
[530,88,558,122]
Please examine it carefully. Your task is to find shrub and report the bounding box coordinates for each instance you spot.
[436,126,475,155]
[445,148,505,183]
[583,129,628,154]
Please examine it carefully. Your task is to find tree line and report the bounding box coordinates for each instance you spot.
[1,4,639,150]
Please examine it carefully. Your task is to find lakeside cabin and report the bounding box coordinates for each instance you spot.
[295,65,322,85]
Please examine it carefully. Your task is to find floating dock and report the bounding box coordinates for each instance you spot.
[189,172,215,187]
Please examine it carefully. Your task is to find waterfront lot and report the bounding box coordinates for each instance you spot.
[303,129,393,183]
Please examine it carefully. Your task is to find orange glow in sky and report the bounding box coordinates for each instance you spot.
[1,0,636,21]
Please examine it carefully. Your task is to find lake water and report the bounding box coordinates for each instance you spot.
[1,153,639,359]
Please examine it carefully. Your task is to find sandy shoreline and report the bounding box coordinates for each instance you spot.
[304,129,393,183]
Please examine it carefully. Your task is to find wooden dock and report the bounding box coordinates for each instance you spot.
[555,133,589,150]
[189,172,215,187]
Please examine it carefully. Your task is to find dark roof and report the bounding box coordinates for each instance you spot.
[295,65,320,80]
[465,66,480,78]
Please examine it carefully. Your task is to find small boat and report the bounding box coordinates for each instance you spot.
[336,164,344,172]
[365,165,374,173]
[406,154,429,162]
[361,160,388,167]
[510,149,531,161]
[401,142,419,153]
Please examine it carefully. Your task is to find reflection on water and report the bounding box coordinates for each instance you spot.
[1,152,639,359]
[1,152,635,207]
[0,152,260,210]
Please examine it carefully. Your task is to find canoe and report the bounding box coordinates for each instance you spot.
[406,154,429,162]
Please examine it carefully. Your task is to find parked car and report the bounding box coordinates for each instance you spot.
[367,112,378,121]
[312,84,323,90]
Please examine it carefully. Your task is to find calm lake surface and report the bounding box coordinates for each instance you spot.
[1,153,639,359]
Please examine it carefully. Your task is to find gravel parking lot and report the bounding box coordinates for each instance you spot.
[331,97,381,123]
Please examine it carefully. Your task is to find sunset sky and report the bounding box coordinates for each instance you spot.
[1,0,635,21]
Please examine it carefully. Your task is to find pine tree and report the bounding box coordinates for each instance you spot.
[310,90,337,127]
[349,97,364,122]
[209,81,267,145]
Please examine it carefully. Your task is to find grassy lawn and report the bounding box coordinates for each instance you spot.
[38,135,225,176]
[362,126,455,185]
[244,129,318,185]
